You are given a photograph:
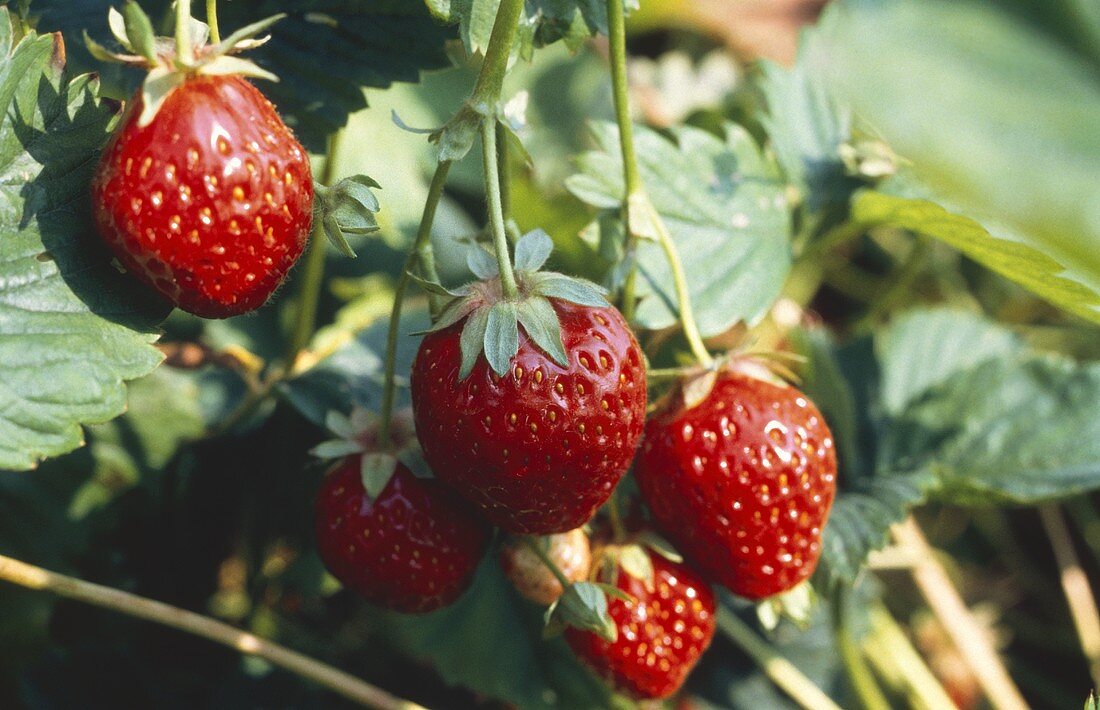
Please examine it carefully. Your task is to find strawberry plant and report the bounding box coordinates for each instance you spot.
[1,0,1099,708]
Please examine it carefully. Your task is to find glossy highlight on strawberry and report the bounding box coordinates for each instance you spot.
[565,549,716,700]
[637,371,838,599]
[92,75,313,318]
[411,300,647,535]
[314,458,490,613]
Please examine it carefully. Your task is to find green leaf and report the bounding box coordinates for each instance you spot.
[483,301,519,376]
[458,305,490,378]
[0,18,168,471]
[815,471,935,590]
[282,307,431,428]
[822,0,1100,324]
[374,560,611,710]
[875,308,1022,417]
[851,189,1100,324]
[884,356,1100,505]
[515,296,567,367]
[514,229,553,272]
[758,12,856,211]
[567,122,791,335]
[36,1,454,150]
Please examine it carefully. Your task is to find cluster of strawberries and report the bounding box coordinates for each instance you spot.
[316,295,838,700]
[87,7,837,701]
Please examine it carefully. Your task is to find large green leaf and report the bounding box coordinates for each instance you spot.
[372,558,612,710]
[567,122,792,335]
[884,356,1100,505]
[822,0,1100,324]
[33,0,453,150]
[0,14,168,471]
[851,189,1100,324]
[875,308,1022,416]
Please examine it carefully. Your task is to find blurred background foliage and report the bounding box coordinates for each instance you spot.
[1,0,1099,708]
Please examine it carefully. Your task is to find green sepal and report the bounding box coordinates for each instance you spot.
[515,297,567,368]
[636,531,684,564]
[360,452,399,500]
[108,7,134,51]
[407,271,469,299]
[209,13,285,57]
[483,302,519,376]
[755,581,816,631]
[467,246,499,279]
[83,30,145,65]
[513,229,553,272]
[544,581,619,642]
[432,103,482,162]
[122,0,158,63]
[313,175,383,258]
[391,110,436,135]
[525,272,609,308]
[196,55,278,82]
[419,295,481,335]
[459,306,491,379]
[138,65,186,127]
[614,545,655,590]
[310,439,364,459]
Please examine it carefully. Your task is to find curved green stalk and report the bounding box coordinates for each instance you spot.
[206,0,221,44]
[176,0,194,64]
[653,217,711,365]
[286,130,343,363]
[833,590,892,710]
[482,118,519,299]
[522,537,571,589]
[606,0,642,321]
[378,160,453,445]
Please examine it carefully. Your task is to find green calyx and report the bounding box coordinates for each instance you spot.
[84,2,284,126]
[544,580,630,643]
[419,230,609,379]
[313,175,383,258]
[310,408,428,501]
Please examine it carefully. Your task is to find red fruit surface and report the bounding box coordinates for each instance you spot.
[91,75,313,318]
[410,301,647,535]
[565,550,716,700]
[314,458,490,613]
[636,371,838,599]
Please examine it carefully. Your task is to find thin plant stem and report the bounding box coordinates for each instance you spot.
[606,491,626,542]
[287,130,343,364]
[893,516,1029,710]
[522,537,571,589]
[605,0,642,321]
[653,217,711,365]
[205,0,221,44]
[495,121,516,239]
[1039,504,1100,689]
[0,555,426,710]
[378,160,453,444]
[482,118,519,299]
[863,603,958,710]
[833,590,892,710]
[469,0,525,111]
[716,608,843,710]
[176,0,194,64]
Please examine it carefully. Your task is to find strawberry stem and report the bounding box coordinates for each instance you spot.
[287,129,343,364]
[378,160,454,445]
[0,554,426,710]
[607,491,626,543]
[654,214,712,366]
[606,0,642,323]
[206,0,221,44]
[522,537,572,590]
[175,0,194,65]
[482,118,520,299]
[469,0,525,112]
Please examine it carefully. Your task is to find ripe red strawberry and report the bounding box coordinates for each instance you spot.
[636,369,838,599]
[411,298,647,534]
[500,529,592,605]
[565,547,716,700]
[314,457,490,613]
[92,74,313,318]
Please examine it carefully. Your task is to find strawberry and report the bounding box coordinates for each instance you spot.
[500,529,592,605]
[635,368,838,599]
[92,71,312,318]
[564,545,716,700]
[86,5,373,318]
[314,456,490,613]
[410,231,646,534]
